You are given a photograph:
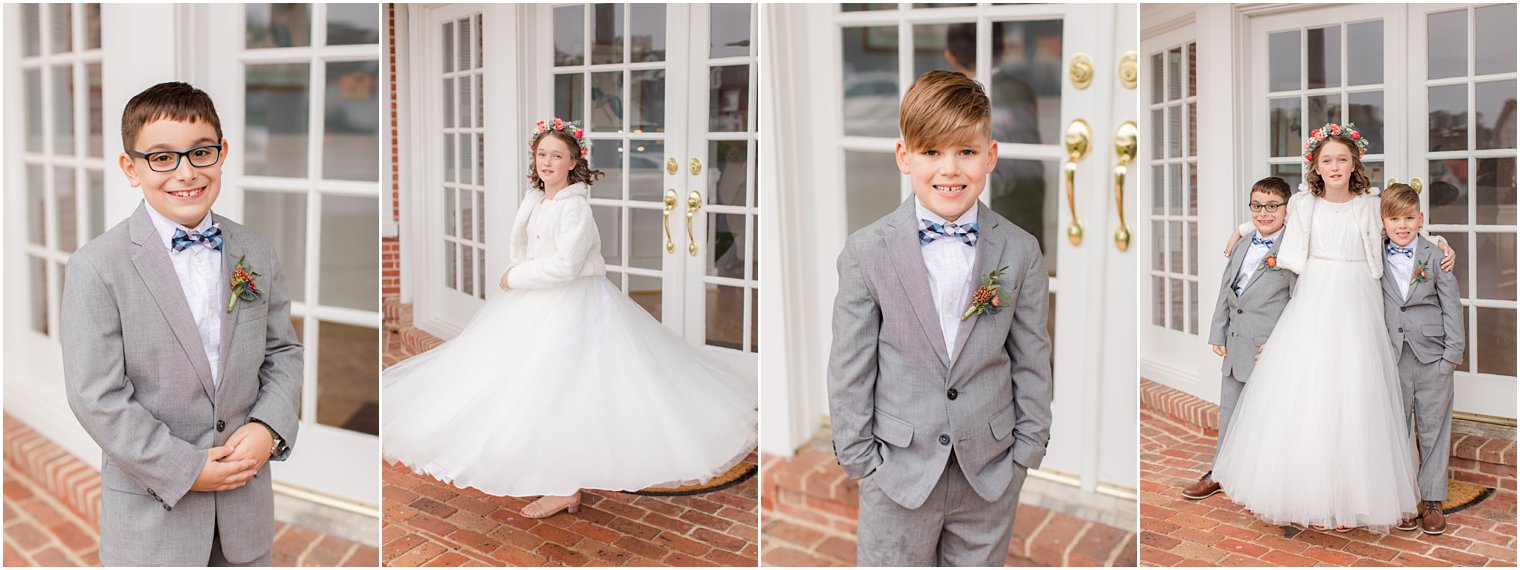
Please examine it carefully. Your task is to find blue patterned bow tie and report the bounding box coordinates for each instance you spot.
[171,224,223,252]
[918,219,979,247]
[1386,243,1415,258]
[1251,236,1274,247]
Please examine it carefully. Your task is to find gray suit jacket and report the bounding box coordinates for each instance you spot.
[1382,236,1465,365]
[62,202,302,566]
[1208,232,1295,381]
[828,197,1053,510]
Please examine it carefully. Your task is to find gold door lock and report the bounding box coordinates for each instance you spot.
[1064,119,1093,245]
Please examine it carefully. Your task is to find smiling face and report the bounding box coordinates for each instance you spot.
[1312,139,1356,195]
[1249,190,1288,236]
[896,131,998,222]
[534,133,575,191]
[1383,209,1423,247]
[119,117,226,227]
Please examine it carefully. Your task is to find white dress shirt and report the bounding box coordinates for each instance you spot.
[144,202,224,387]
[1232,227,1283,296]
[915,197,977,357]
[1386,237,1418,301]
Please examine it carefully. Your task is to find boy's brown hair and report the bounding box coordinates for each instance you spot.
[1381,183,1421,218]
[898,70,991,152]
[121,82,224,151]
[1250,176,1292,202]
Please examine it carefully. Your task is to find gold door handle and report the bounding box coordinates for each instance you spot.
[686,190,702,256]
[1064,119,1093,246]
[663,189,678,253]
[1113,121,1138,252]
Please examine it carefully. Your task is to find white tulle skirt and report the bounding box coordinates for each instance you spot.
[1212,257,1419,531]
[381,276,758,497]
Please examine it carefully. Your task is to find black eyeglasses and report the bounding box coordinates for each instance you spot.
[128,144,223,173]
[1248,202,1285,213]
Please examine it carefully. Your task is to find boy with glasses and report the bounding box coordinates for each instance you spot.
[61,81,302,566]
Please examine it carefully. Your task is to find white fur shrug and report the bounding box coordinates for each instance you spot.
[1274,189,1386,279]
[505,182,606,289]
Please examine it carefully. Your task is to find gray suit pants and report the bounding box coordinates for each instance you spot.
[1211,372,1247,472]
[1397,345,1454,501]
[857,453,1023,566]
[209,526,273,567]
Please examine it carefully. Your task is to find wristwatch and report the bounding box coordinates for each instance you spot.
[248,417,284,457]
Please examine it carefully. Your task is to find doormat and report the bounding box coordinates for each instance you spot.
[632,461,758,497]
[1443,479,1495,515]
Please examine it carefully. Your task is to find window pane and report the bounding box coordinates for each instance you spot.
[244,190,308,303]
[628,274,661,320]
[30,256,49,335]
[1187,102,1197,156]
[49,3,71,54]
[708,212,746,279]
[709,140,748,207]
[1428,159,1469,225]
[56,167,77,252]
[632,3,668,62]
[246,63,311,178]
[319,195,378,312]
[1306,26,1340,89]
[54,65,74,155]
[444,133,455,183]
[1188,280,1199,334]
[842,26,899,138]
[1475,308,1516,376]
[1152,220,1164,272]
[1307,94,1341,133]
[461,246,474,296]
[1187,164,1198,216]
[1347,91,1385,155]
[554,73,584,125]
[1476,233,1516,301]
[22,4,40,57]
[324,61,379,182]
[1168,163,1182,216]
[1346,21,1382,86]
[246,4,310,49]
[590,71,624,132]
[589,143,623,200]
[1428,84,1468,152]
[27,165,46,246]
[1151,52,1163,103]
[1269,97,1300,158]
[705,284,744,350]
[460,186,474,242]
[1475,80,1517,151]
[316,321,379,436]
[591,3,624,65]
[457,16,473,72]
[1167,105,1180,158]
[444,185,456,236]
[1169,277,1184,332]
[709,3,746,59]
[1475,4,1517,75]
[1167,47,1181,101]
[88,63,103,157]
[460,69,474,129]
[843,3,897,12]
[1476,158,1517,226]
[459,133,473,188]
[1270,163,1302,198]
[708,65,747,132]
[1150,108,1163,159]
[1186,220,1198,276]
[630,208,663,270]
[591,205,621,266]
[845,151,900,233]
[632,68,667,133]
[1268,31,1299,92]
[1168,221,1183,274]
[1152,276,1165,327]
[444,241,455,289]
[1426,10,1466,80]
[1151,165,1163,215]
[326,3,379,46]
[629,139,664,202]
[1188,43,1197,97]
[26,69,43,153]
[88,170,104,239]
[554,5,585,67]
[993,20,1062,146]
[911,23,962,80]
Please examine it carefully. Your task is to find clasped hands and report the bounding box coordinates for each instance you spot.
[191,422,274,492]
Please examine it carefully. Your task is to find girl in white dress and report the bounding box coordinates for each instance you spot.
[1211,124,1419,532]
[382,118,758,519]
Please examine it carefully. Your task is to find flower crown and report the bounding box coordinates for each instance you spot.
[529,117,590,157]
[1302,122,1369,163]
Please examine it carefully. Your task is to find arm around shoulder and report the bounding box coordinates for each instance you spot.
[1005,239,1053,469]
[1275,193,1314,274]
[826,238,884,479]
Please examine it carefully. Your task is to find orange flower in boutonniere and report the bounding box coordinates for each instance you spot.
[1410,260,1430,288]
[1258,254,1280,272]
[962,266,1011,321]
[227,255,263,312]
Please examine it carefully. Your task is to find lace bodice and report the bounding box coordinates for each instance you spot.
[1307,198,1366,261]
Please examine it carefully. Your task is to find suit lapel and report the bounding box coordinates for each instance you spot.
[1381,245,1403,302]
[885,199,951,369]
[214,216,239,396]
[1404,237,1436,306]
[1237,235,1282,296]
[128,204,217,401]
[950,214,1004,365]
[1222,236,1251,299]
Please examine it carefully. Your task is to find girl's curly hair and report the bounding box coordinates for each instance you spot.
[526,130,604,190]
[1303,136,1372,197]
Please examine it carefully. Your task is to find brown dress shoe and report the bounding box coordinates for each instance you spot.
[1394,516,1419,531]
[1420,501,1446,535]
[1182,475,1222,500]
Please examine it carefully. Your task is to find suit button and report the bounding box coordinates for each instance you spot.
[1398,327,1404,333]
[1236,309,1244,314]
[216,420,226,432]
[162,503,172,511]
[947,389,958,400]
[939,434,951,445]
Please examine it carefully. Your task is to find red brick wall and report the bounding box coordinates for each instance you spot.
[382,3,401,299]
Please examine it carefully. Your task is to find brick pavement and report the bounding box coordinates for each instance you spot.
[760,446,1139,567]
[2,414,378,567]
[380,298,760,567]
[1140,385,1518,567]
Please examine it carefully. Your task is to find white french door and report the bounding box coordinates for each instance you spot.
[1249,4,1516,421]
[535,3,760,379]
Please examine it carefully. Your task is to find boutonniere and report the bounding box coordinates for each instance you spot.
[961,266,1010,321]
[1257,254,1280,272]
[1410,260,1430,287]
[227,255,263,312]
